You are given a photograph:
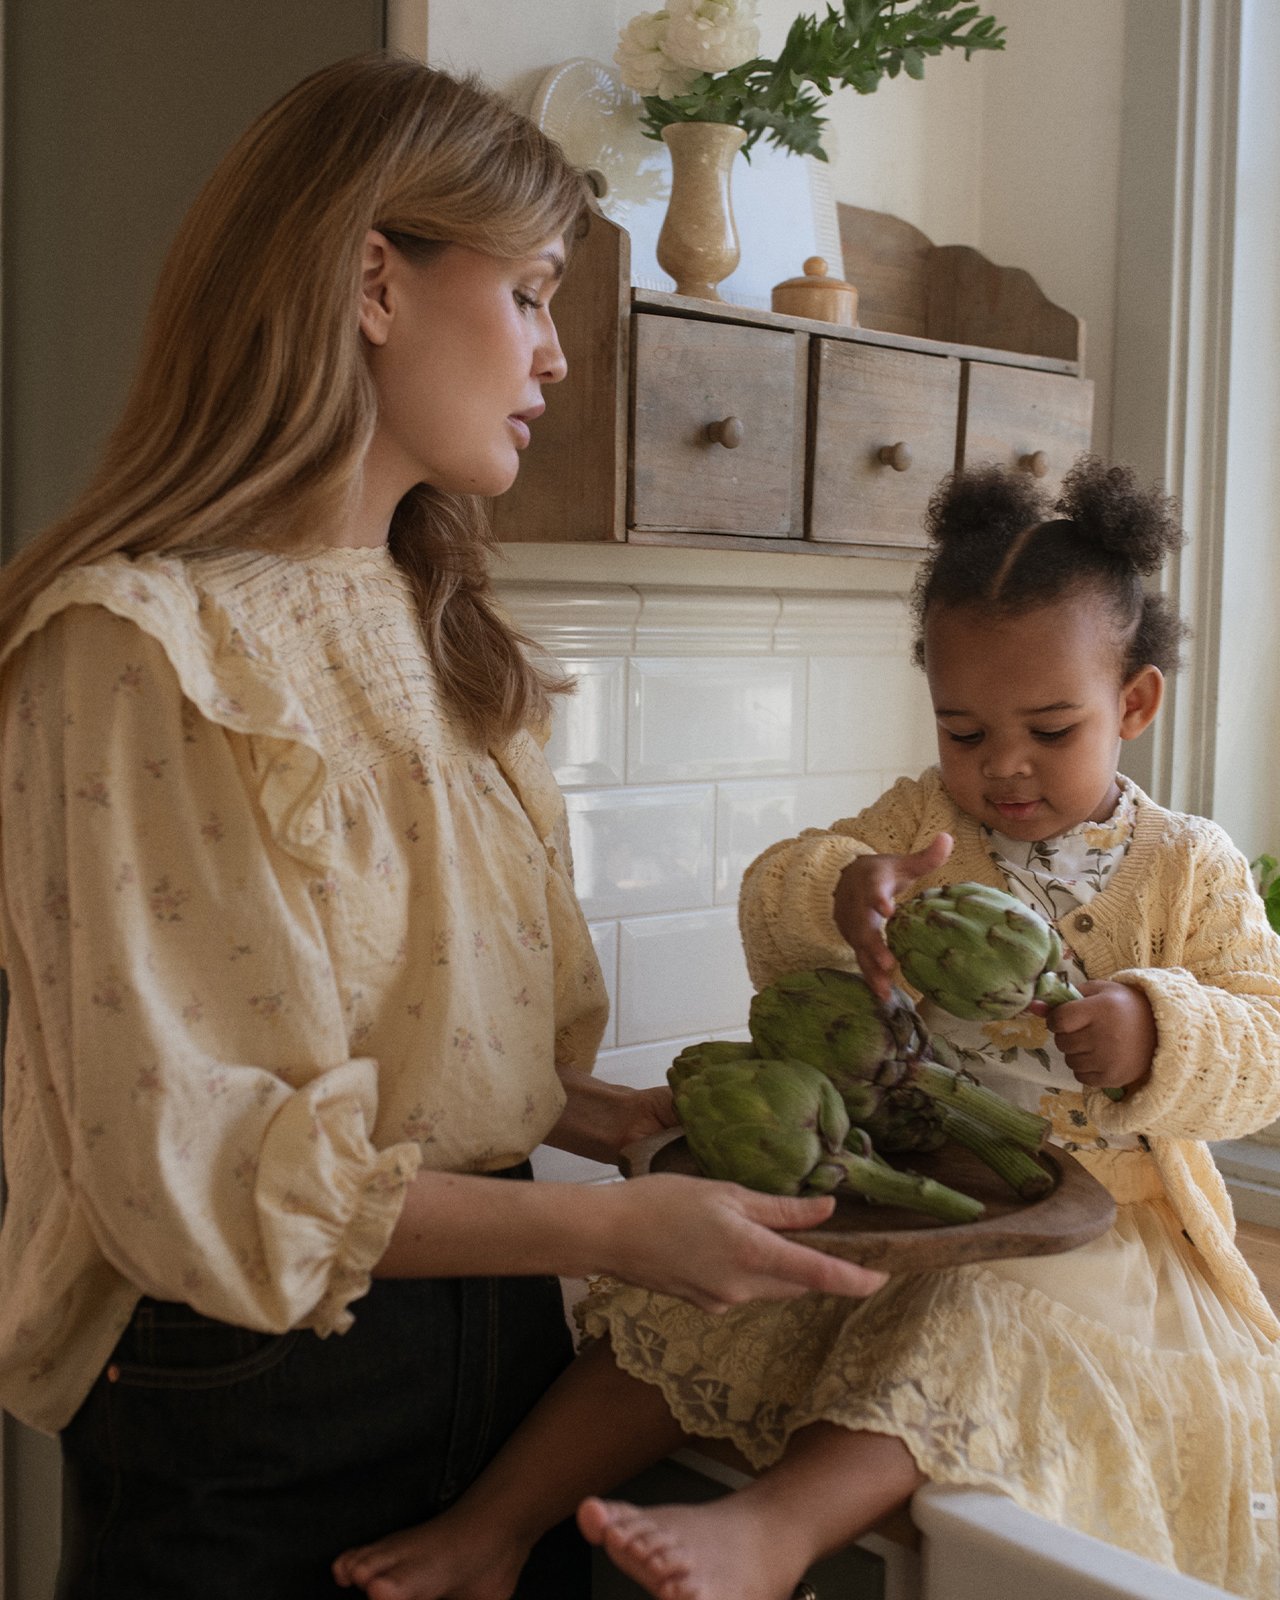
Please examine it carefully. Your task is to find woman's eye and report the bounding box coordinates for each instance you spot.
[514,289,545,312]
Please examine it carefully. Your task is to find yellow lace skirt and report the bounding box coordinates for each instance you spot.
[579,1152,1280,1599]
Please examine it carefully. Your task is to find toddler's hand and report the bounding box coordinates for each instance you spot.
[833,833,953,1001]
[1044,979,1155,1095]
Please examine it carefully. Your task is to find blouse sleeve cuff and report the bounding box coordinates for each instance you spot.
[306,1136,423,1337]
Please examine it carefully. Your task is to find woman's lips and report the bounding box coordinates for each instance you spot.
[508,403,545,449]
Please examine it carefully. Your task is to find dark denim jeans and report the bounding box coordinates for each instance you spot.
[57,1173,588,1598]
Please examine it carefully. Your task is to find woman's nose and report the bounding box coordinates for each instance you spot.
[537,317,568,385]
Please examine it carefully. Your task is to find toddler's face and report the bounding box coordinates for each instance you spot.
[923,595,1161,842]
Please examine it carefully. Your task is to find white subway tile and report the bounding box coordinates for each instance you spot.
[493,581,638,656]
[773,591,912,656]
[714,779,802,905]
[565,786,715,920]
[807,655,935,773]
[588,919,619,1049]
[546,658,627,788]
[629,657,806,783]
[616,908,754,1045]
[634,587,780,655]
[795,771,889,829]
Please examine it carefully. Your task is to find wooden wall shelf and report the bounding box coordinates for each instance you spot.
[491,203,1093,555]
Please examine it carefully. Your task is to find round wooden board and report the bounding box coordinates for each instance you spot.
[620,1128,1116,1273]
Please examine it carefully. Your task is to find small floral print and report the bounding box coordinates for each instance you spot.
[431,932,450,967]
[512,986,532,1008]
[405,820,421,844]
[310,875,340,904]
[403,1104,443,1143]
[92,973,126,1014]
[42,878,70,922]
[249,992,285,1021]
[206,1069,231,1099]
[517,919,549,952]
[114,862,137,892]
[227,940,253,961]
[115,664,145,693]
[148,876,190,923]
[142,757,168,781]
[486,1020,505,1055]
[468,765,496,798]
[407,754,434,789]
[452,1027,477,1059]
[982,1013,1050,1052]
[406,1000,424,1020]
[182,996,204,1024]
[180,701,201,743]
[75,775,111,808]
[472,931,490,958]
[200,813,225,843]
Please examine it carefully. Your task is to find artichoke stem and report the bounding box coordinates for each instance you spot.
[913,1060,1048,1149]
[939,1106,1054,1200]
[1035,978,1126,1102]
[836,1151,985,1223]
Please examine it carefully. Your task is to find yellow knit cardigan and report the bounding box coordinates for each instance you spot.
[739,767,1280,1338]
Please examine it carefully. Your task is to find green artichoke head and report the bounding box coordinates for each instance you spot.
[667,1038,759,1093]
[673,1057,852,1196]
[748,967,930,1094]
[885,882,1066,1021]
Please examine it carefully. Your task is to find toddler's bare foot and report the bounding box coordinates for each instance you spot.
[332,1505,528,1600]
[577,1494,810,1600]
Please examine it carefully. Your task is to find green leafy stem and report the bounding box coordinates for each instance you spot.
[1253,854,1280,935]
[639,0,1006,160]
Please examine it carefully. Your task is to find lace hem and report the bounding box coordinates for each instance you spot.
[578,1259,1280,1600]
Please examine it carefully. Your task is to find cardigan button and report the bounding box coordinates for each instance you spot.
[1073,912,1094,932]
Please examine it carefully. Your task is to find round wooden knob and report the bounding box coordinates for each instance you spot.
[1020,450,1049,478]
[878,441,913,472]
[706,416,744,449]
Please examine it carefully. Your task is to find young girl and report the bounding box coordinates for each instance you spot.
[333,456,1280,1600]
[0,53,884,1599]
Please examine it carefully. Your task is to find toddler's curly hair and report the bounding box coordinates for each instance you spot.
[909,455,1188,678]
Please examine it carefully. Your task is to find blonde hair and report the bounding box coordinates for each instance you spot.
[0,51,588,741]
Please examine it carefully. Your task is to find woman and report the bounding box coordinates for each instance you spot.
[0,53,882,1598]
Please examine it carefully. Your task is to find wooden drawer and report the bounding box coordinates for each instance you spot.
[807,342,961,549]
[630,313,805,537]
[960,362,1094,498]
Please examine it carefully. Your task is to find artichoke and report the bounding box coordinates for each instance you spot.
[668,1038,760,1091]
[673,1057,983,1223]
[886,883,1124,1101]
[885,882,1081,1020]
[749,967,1047,1151]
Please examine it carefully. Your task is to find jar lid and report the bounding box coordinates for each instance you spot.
[772,256,857,295]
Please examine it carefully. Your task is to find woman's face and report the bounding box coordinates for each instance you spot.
[923,595,1162,841]
[360,232,568,506]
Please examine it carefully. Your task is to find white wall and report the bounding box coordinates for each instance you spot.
[431,0,1125,449]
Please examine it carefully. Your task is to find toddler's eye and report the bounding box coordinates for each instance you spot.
[943,730,982,745]
[1034,726,1074,742]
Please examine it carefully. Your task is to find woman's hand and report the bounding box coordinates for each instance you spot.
[598,1172,887,1312]
[547,1074,678,1167]
[1044,979,1156,1095]
[832,833,953,1000]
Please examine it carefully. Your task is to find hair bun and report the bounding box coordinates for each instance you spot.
[924,462,1047,547]
[1053,455,1184,575]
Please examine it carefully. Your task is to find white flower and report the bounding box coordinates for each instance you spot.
[615,10,700,99]
[663,0,760,75]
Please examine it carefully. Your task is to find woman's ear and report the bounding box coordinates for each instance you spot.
[358,229,394,346]
[1119,664,1164,741]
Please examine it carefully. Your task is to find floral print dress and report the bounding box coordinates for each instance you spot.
[581,781,1280,1599]
[922,779,1143,1154]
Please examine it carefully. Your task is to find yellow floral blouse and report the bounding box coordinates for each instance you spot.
[0,546,607,1432]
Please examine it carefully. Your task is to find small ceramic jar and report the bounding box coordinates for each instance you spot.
[770,256,859,327]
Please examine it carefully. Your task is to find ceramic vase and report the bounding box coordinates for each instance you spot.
[656,121,748,301]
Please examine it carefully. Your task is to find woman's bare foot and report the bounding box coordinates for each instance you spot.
[577,1494,811,1600]
[332,1503,529,1600]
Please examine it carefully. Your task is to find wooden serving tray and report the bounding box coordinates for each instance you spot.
[620,1128,1116,1273]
